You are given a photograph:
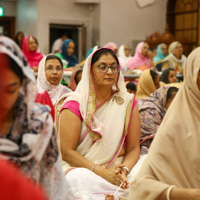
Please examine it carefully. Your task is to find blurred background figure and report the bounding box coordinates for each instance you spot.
[126,42,152,71]
[56,39,79,69]
[15,31,24,50]
[126,82,137,94]
[68,69,83,91]
[51,33,68,54]
[162,41,187,73]
[118,44,132,68]
[153,43,168,64]
[22,36,44,72]
[103,42,118,54]
[160,68,177,84]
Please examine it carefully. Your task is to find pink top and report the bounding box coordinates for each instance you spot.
[61,97,137,121]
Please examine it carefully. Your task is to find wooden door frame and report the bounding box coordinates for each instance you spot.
[0,16,15,40]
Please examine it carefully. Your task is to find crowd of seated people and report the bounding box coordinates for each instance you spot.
[1,32,200,200]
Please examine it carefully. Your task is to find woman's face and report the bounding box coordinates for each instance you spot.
[28,37,37,52]
[91,53,119,89]
[168,70,177,83]
[154,75,160,89]
[0,55,21,118]
[17,33,23,42]
[161,44,168,56]
[124,45,131,57]
[67,42,75,56]
[141,43,149,57]
[174,43,183,58]
[45,59,63,86]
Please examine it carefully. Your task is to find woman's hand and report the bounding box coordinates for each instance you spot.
[101,164,125,188]
[115,165,129,189]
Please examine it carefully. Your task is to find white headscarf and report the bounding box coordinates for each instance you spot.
[168,41,187,68]
[56,48,135,173]
[118,45,132,68]
[37,54,71,105]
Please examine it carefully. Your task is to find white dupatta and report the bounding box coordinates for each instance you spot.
[56,48,135,173]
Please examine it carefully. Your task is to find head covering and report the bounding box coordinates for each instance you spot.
[118,45,132,68]
[103,42,118,52]
[136,69,157,99]
[37,54,71,106]
[0,36,68,200]
[164,41,187,69]
[126,42,151,71]
[129,47,200,199]
[61,39,79,67]
[153,43,167,63]
[85,45,99,59]
[56,48,135,173]
[22,36,43,68]
[137,86,171,147]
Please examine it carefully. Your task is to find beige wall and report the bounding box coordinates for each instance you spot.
[100,0,167,48]
[16,0,38,37]
[0,1,17,17]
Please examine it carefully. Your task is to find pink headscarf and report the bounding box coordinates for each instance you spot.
[22,36,43,68]
[103,42,118,52]
[126,42,151,70]
[68,70,78,91]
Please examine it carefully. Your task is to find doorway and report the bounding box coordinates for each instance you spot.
[0,16,15,39]
[49,24,81,59]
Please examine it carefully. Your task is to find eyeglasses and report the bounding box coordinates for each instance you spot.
[45,67,63,72]
[175,46,183,49]
[98,64,120,73]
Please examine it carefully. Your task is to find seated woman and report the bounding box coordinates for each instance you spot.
[153,43,168,64]
[0,36,68,200]
[160,68,177,84]
[136,69,160,99]
[15,31,24,50]
[22,36,43,72]
[37,54,71,107]
[68,69,83,91]
[128,47,200,200]
[126,42,152,71]
[162,41,187,74]
[118,45,132,68]
[57,48,146,199]
[103,42,118,54]
[56,39,79,69]
[138,86,178,148]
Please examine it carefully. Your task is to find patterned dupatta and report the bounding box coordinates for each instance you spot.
[56,48,135,173]
[0,37,68,200]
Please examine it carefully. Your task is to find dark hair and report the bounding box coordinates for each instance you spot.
[126,82,136,92]
[150,70,159,83]
[74,69,83,85]
[166,87,179,102]
[91,48,119,66]
[45,54,63,68]
[8,56,24,83]
[15,32,24,49]
[160,68,176,84]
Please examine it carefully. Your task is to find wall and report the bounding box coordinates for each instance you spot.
[16,0,38,36]
[99,0,167,49]
[37,0,91,54]
[0,1,17,17]
[92,4,100,46]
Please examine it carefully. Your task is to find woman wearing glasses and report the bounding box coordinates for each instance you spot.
[37,54,72,107]
[162,41,187,73]
[56,48,145,199]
